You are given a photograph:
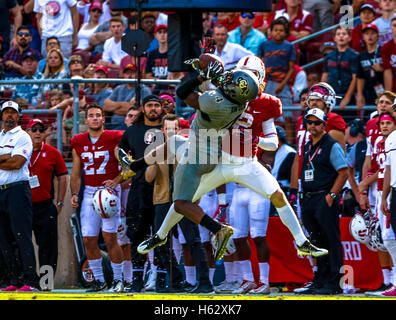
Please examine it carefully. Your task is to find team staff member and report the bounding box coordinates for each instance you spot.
[117,94,166,292]
[0,101,39,292]
[26,119,68,276]
[296,108,348,295]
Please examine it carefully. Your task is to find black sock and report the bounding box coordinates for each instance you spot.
[199,215,222,234]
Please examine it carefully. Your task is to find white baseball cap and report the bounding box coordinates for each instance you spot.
[1,101,20,114]
[304,108,326,122]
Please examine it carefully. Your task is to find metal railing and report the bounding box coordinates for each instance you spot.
[0,78,182,136]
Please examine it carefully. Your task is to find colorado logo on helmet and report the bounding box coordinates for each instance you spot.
[237,77,249,96]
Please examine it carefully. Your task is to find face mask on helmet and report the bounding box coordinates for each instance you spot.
[307,82,337,111]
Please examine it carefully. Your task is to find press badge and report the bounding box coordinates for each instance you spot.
[28,175,40,189]
[304,169,314,182]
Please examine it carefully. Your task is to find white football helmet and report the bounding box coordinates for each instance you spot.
[307,82,339,112]
[92,187,120,219]
[236,55,266,88]
[349,214,370,244]
[368,221,387,252]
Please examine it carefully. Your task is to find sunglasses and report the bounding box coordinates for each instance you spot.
[31,127,45,133]
[17,32,30,37]
[306,119,323,126]
[241,13,255,19]
[91,8,102,13]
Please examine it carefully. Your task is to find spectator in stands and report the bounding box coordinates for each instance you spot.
[202,12,214,38]
[259,18,295,137]
[42,48,69,93]
[159,94,176,114]
[38,37,69,73]
[97,16,128,71]
[88,8,128,60]
[299,87,309,111]
[212,24,253,70]
[141,12,159,53]
[382,17,396,92]
[77,0,110,24]
[103,63,151,130]
[321,26,359,110]
[34,0,80,58]
[227,12,266,56]
[292,65,308,104]
[307,72,320,89]
[269,0,314,40]
[351,3,377,53]
[48,89,63,109]
[214,12,240,31]
[303,0,334,32]
[124,106,141,127]
[357,24,384,110]
[11,52,43,106]
[68,55,85,77]
[87,65,112,108]
[145,24,171,95]
[372,0,396,46]
[82,64,95,92]
[2,25,42,79]
[0,0,22,52]
[75,1,102,51]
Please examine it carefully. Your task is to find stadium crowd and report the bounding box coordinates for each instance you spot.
[0,0,395,296]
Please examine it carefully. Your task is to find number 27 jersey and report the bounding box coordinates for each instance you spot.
[71,130,124,187]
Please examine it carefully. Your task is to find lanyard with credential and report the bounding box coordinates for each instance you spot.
[307,142,321,171]
[28,142,43,172]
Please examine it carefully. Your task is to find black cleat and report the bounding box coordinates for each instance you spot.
[86,280,107,293]
[297,240,328,257]
[137,234,167,254]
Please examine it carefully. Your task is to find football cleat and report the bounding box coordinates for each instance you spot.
[297,240,328,257]
[86,280,107,293]
[108,280,124,293]
[232,280,257,294]
[249,282,271,295]
[137,234,167,254]
[212,224,234,262]
[117,148,136,180]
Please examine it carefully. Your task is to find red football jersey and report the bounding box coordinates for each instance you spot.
[29,143,68,202]
[296,112,346,178]
[366,117,382,175]
[71,130,124,187]
[222,93,282,158]
[375,138,386,191]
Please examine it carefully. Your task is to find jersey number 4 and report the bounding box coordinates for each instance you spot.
[81,151,109,175]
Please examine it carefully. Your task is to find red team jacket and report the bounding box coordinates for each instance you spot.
[71,130,124,187]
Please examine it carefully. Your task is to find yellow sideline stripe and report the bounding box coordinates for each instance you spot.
[0,292,394,300]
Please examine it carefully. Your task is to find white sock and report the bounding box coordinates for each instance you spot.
[383,268,392,286]
[111,261,123,281]
[258,262,269,285]
[184,266,196,285]
[240,260,254,282]
[172,235,182,264]
[209,268,216,284]
[157,203,184,239]
[276,204,307,246]
[234,261,242,284]
[88,258,105,282]
[384,240,396,285]
[123,260,133,283]
[149,250,154,265]
[223,261,234,282]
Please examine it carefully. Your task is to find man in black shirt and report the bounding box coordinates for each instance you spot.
[117,95,165,292]
[356,23,384,110]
